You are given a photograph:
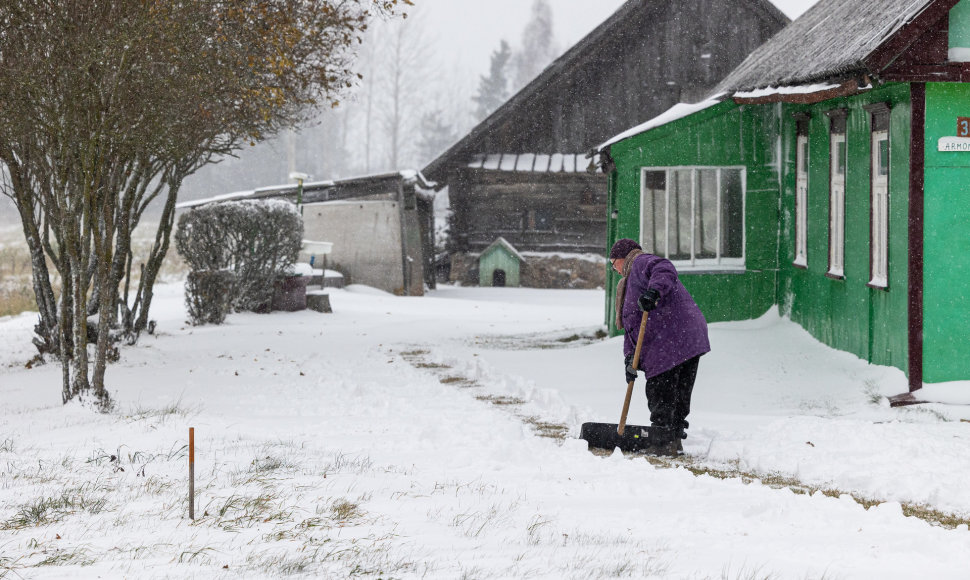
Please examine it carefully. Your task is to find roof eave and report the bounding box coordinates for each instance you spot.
[863,0,961,73]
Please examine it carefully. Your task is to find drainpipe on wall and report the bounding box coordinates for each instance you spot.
[908,83,926,393]
[397,179,410,296]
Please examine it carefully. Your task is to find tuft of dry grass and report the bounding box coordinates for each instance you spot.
[474,395,526,406]
[523,416,569,441]
[657,457,970,530]
[328,498,362,523]
[1,485,110,530]
[0,286,36,317]
[0,231,37,316]
[0,224,189,318]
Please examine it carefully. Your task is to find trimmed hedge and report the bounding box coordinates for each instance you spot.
[185,270,235,325]
[176,199,304,316]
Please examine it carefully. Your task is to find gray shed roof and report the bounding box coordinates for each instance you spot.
[716,0,948,92]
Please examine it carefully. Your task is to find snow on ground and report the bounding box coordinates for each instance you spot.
[2,283,970,579]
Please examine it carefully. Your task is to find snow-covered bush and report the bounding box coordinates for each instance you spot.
[176,199,303,313]
[184,270,235,325]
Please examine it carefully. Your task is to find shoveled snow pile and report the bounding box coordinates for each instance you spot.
[2,283,970,579]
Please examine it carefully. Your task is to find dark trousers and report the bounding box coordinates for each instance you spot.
[644,355,700,439]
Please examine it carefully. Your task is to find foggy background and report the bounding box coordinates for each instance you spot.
[0,0,818,226]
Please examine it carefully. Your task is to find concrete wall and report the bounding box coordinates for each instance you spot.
[302,200,404,293]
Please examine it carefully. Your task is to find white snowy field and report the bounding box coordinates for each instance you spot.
[2,282,970,579]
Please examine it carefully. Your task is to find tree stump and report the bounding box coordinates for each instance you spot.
[307,292,332,313]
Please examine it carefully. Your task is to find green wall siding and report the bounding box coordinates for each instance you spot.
[606,101,781,329]
[950,0,970,51]
[776,85,911,374]
[922,82,970,382]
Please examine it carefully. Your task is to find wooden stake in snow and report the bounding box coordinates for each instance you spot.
[189,427,195,520]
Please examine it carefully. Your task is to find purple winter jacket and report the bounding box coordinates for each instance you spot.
[621,253,710,378]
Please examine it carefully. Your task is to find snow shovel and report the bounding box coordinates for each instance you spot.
[580,311,650,452]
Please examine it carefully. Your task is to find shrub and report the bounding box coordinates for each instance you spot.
[184,270,236,325]
[176,200,303,313]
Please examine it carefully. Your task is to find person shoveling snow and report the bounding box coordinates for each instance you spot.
[582,238,710,456]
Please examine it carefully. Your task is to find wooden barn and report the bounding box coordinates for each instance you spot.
[596,0,970,393]
[423,0,789,288]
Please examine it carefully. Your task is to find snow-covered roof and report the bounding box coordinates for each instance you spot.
[481,236,524,263]
[177,170,436,209]
[595,94,728,152]
[731,82,842,100]
[466,153,601,174]
[716,0,942,92]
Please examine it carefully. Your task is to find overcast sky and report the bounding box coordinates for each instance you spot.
[412,0,821,78]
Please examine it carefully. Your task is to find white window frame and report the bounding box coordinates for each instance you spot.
[638,166,746,272]
[870,130,890,288]
[828,132,846,278]
[794,134,809,267]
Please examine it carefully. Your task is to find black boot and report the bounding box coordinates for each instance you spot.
[643,426,681,457]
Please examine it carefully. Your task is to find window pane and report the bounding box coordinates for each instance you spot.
[695,169,718,259]
[795,135,809,266]
[721,169,744,258]
[837,141,846,175]
[534,208,553,231]
[870,131,889,286]
[670,169,692,260]
[642,171,666,254]
[878,138,889,176]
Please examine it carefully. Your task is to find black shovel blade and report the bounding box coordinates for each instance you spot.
[580,422,650,452]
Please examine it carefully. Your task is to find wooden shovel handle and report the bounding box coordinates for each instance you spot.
[618,311,648,436]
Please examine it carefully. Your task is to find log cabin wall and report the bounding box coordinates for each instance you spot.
[450,168,606,254]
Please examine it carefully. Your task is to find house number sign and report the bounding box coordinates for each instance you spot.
[959,117,970,137]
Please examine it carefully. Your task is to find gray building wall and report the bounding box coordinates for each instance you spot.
[302,200,405,294]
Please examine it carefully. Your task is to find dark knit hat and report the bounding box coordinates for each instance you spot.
[609,238,641,259]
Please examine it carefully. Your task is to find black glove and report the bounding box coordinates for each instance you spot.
[624,354,638,383]
[637,288,661,311]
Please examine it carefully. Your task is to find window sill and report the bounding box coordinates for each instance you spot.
[792,260,808,270]
[678,268,748,276]
[825,271,845,281]
[867,282,890,291]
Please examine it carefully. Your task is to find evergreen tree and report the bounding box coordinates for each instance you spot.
[472,40,512,121]
[512,0,558,91]
[418,110,458,164]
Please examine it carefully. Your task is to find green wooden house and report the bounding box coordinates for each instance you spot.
[595,0,970,394]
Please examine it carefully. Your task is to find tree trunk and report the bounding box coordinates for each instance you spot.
[91,176,117,405]
[7,161,60,356]
[132,179,180,336]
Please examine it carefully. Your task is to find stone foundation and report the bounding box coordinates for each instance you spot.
[449,252,606,289]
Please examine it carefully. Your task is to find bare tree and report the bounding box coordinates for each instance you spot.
[378,11,434,170]
[0,0,411,409]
